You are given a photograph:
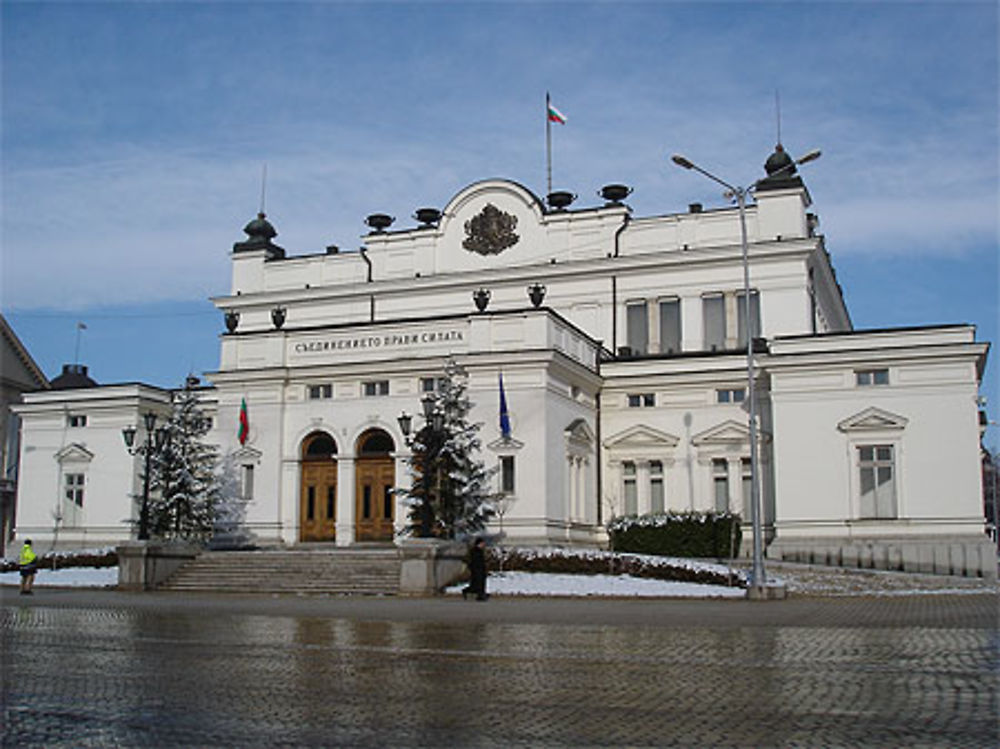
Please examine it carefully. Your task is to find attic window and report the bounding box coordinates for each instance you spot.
[67,414,87,428]
[856,369,889,387]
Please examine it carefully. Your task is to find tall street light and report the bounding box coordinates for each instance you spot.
[122,412,167,540]
[670,147,820,596]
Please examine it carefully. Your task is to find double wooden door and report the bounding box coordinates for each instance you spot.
[300,461,337,542]
[355,457,395,542]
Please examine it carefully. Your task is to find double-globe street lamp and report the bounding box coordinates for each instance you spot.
[122,412,168,541]
[670,147,820,595]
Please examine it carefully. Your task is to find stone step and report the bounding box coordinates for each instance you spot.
[158,549,404,595]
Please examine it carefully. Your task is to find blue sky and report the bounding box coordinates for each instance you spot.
[2,1,997,445]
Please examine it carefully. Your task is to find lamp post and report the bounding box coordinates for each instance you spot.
[670,147,820,595]
[122,412,167,540]
[398,394,448,537]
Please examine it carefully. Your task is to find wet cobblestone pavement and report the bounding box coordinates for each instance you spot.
[2,591,998,747]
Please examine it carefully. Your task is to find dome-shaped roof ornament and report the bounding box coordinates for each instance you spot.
[233,211,286,259]
[757,143,804,192]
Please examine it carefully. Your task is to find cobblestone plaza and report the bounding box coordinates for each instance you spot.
[2,590,998,748]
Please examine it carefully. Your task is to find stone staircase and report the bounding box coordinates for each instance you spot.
[157,548,403,595]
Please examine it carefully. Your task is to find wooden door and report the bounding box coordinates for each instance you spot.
[300,461,337,542]
[355,458,395,542]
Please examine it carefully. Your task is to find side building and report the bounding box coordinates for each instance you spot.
[10,145,994,576]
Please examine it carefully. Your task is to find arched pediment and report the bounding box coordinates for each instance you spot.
[837,406,908,433]
[603,424,680,450]
[440,179,547,233]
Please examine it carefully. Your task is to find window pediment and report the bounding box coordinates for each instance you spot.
[603,424,679,451]
[837,407,908,433]
[692,419,754,447]
[55,443,94,464]
[232,445,263,464]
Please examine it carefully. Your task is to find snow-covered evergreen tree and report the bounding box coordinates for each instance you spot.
[147,376,220,541]
[211,450,256,548]
[399,359,497,539]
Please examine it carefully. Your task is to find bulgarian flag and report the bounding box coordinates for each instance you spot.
[547,100,567,125]
[237,398,249,446]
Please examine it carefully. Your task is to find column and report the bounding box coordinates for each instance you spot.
[336,454,356,546]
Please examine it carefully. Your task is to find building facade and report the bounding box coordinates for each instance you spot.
[11,148,995,576]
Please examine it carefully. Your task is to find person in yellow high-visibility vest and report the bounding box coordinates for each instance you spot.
[19,539,37,595]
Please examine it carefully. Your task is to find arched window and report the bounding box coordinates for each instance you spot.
[357,430,394,456]
[302,432,338,460]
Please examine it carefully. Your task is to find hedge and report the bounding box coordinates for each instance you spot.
[607,511,741,560]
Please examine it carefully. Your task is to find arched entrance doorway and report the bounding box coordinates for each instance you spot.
[355,429,396,542]
[300,432,338,542]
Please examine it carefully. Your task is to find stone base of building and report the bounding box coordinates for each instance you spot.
[767,534,998,581]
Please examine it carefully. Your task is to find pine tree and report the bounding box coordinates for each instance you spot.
[212,450,256,548]
[147,376,221,541]
[400,360,497,539]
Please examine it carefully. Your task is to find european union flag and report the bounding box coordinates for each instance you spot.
[499,373,511,439]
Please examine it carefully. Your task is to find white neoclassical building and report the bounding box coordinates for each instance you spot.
[11,146,995,577]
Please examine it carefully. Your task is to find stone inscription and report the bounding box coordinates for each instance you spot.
[293,328,464,355]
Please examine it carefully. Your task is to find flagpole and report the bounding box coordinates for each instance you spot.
[546,92,552,196]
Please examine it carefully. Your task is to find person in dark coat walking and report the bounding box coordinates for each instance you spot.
[464,537,489,601]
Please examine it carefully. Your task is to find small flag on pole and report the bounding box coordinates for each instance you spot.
[499,374,511,439]
[238,398,249,445]
[547,100,567,125]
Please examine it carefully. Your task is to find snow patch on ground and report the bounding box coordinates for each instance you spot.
[2,566,118,589]
[446,571,746,598]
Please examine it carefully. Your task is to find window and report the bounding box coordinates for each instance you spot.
[856,369,889,386]
[859,445,896,518]
[420,377,446,393]
[713,459,729,512]
[241,464,255,501]
[736,290,761,349]
[628,393,655,408]
[741,458,752,514]
[703,295,725,351]
[363,380,389,397]
[626,301,648,355]
[67,414,87,428]
[308,384,333,399]
[622,462,638,515]
[64,473,84,507]
[500,455,515,494]
[716,388,745,404]
[649,460,664,513]
[659,298,681,354]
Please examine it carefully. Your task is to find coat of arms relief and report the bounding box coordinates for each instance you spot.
[462,203,519,256]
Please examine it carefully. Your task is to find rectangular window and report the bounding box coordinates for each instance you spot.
[659,298,682,354]
[500,456,515,494]
[736,290,761,349]
[64,473,84,507]
[363,380,390,397]
[67,414,87,428]
[741,458,752,515]
[859,445,896,518]
[649,460,664,513]
[308,384,332,399]
[420,377,446,393]
[703,295,725,351]
[307,486,316,520]
[241,465,254,501]
[856,369,889,387]
[713,459,729,512]
[716,388,746,404]
[626,301,648,356]
[627,393,655,408]
[623,461,638,515]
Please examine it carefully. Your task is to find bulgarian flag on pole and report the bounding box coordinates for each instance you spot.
[547,100,567,125]
[238,398,249,446]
